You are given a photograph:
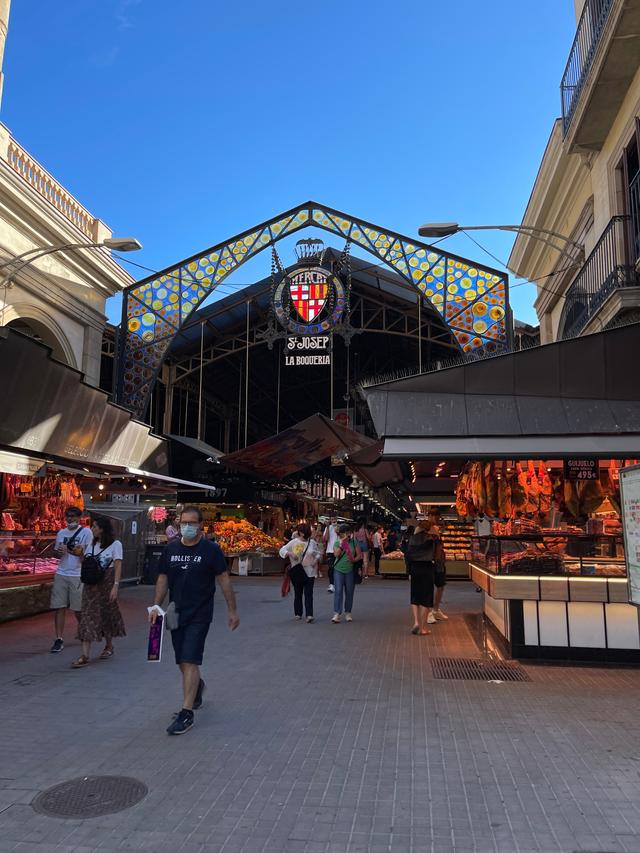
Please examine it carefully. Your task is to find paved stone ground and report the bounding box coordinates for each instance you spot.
[2,576,640,853]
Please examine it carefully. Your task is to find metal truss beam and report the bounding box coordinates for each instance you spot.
[118,201,510,418]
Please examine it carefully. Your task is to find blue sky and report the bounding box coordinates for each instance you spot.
[2,0,576,326]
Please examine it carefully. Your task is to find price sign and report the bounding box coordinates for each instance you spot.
[563,459,599,482]
[621,464,640,606]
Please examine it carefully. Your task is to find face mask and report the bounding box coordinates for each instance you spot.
[180,523,199,540]
[67,521,79,530]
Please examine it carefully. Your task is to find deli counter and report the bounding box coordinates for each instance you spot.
[471,533,640,663]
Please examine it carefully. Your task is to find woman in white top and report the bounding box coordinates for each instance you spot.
[72,516,126,668]
[279,523,320,623]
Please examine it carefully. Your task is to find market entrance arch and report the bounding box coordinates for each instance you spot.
[117,201,510,418]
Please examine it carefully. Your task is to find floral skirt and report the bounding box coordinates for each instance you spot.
[77,567,126,643]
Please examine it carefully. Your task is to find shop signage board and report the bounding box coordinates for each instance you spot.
[563,458,599,481]
[620,464,640,607]
[284,335,332,368]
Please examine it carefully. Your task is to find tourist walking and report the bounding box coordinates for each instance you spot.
[332,524,362,623]
[429,522,449,623]
[49,506,93,653]
[323,516,339,593]
[354,518,371,578]
[372,525,383,575]
[405,519,443,635]
[280,524,320,622]
[72,517,126,668]
[149,506,239,735]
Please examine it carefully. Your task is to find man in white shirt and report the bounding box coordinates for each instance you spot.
[50,507,92,653]
[323,517,339,593]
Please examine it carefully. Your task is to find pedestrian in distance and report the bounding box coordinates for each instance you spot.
[405,519,444,636]
[50,507,93,653]
[165,513,180,542]
[372,525,383,575]
[323,516,339,593]
[149,506,239,735]
[331,524,362,623]
[72,516,126,667]
[428,521,449,624]
[279,523,320,622]
[354,518,371,578]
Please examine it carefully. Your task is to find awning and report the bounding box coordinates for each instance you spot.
[167,434,223,461]
[360,324,640,459]
[221,414,374,479]
[345,442,404,488]
[0,328,168,474]
[126,466,214,491]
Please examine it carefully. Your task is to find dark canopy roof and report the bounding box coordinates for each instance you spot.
[361,323,640,458]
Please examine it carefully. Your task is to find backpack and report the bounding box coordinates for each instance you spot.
[81,545,111,585]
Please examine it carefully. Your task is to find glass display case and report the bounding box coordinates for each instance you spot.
[0,533,58,584]
[471,533,626,577]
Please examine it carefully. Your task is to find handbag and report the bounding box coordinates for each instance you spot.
[288,541,310,584]
[165,600,180,631]
[80,544,111,585]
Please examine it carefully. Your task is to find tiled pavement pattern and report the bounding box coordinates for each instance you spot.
[1,578,640,853]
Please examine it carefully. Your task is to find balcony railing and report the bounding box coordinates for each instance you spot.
[5,138,95,238]
[561,0,615,135]
[559,215,640,339]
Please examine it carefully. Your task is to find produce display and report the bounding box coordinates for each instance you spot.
[212,519,281,554]
[383,550,405,560]
[439,520,474,561]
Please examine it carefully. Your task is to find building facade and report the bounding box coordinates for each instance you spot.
[0,0,133,387]
[509,0,640,343]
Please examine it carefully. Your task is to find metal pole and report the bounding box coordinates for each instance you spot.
[418,296,422,372]
[345,344,350,424]
[237,360,242,450]
[276,341,282,434]
[197,321,205,441]
[330,332,334,420]
[244,301,250,448]
[184,391,189,435]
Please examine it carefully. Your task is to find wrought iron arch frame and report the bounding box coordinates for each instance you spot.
[117,201,511,417]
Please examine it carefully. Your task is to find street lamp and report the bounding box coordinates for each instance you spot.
[417,222,583,267]
[0,236,142,324]
[0,236,142,274]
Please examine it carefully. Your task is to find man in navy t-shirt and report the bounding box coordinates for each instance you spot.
[149,506,239,735]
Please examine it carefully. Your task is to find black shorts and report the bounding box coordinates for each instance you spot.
[171,621,210,665]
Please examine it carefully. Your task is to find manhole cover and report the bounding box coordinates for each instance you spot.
[431,657,531,682]
[32,775,147,818]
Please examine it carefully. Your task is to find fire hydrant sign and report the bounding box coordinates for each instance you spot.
[621,464,640,606]
[284,335,331,367]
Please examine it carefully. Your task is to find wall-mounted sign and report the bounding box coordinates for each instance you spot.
[563,458,599,481]
[273,265,345,335]
[621,464,640,606]
[284,335,332,367]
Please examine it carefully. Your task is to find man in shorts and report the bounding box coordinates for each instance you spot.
[50,507,92,653]
[149,506,239,735]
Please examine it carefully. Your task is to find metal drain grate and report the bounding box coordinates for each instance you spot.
[32,775,148,818]
[431,657,531,682]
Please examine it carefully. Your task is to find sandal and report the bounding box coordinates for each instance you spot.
[411,626,420,635]
[420,629,432,636]
[99,646,114,660]
[71,655,89,668]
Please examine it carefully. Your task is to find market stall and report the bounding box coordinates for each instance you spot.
[359,323,640,662]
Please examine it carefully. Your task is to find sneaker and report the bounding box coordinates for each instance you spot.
[434,610,449,621]
[50,638,64,654]
[328,585,334,593]
[427,612,437,624]
[306,616,314,623]
[167,709,194,735]
[294,615,302,620]
[193,679,206,710]
[345,613,353,622]
[331,614,341,623]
